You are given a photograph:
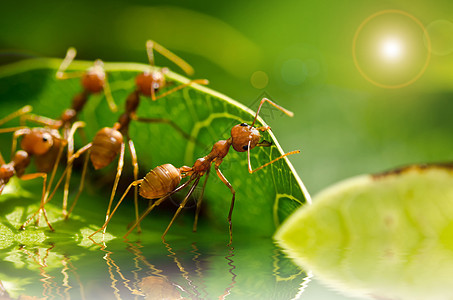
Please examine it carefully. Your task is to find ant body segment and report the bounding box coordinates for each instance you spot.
[93,98,300,245]
[0,106,69,230]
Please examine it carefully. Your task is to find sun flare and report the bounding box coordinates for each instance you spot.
[381,38,403,60]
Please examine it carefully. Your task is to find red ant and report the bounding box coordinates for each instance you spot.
[134,39,200,101]
[0,106,69,230]
[45,40,208,233]
[92,98,300,245]
[21,48,118,218]
[55,47,117,110]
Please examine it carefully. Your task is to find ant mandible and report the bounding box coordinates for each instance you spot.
[0,106,69,230]
[92,98,300,245]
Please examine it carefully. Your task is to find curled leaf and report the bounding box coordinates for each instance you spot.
[275,164,453,300]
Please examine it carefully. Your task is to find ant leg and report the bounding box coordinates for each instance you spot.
[88,179,144,238]
[214,165,235,246]
[19,172,54,231]
[20,114,61,128]
[44,143,92,217]
[0,152,5,165]
[193,167,210,232]
[103,142,126,234]
[127,138,141,233]
[124,178,195,239]
[65,148,91,219]
[0,127,27,134]
[56,47,76,78]
[161,177,200,241]
[44,137,68,202]
[56,48,85,79]
[25,137,67,226]
[151,79,209,101]
[76,126,88,145]
[61,121,86,218]
[247,140,300,174]
[102,71,118,112]
[0,105,32,126]
[10,128,31,161]
[146,40,194,76]
[251,98,294,127]
[132,115,202,147]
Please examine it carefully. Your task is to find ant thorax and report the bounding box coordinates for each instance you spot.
[230,123,261,152]
[192,157,211,174]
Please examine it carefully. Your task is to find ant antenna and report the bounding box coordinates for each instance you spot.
[247,142,300,174]
[0,105,32,127]
[251,98,294,127]
[146,40,194,76]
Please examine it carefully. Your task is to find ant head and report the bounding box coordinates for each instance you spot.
[20,128,57,156]
[135,70,166,97]
[81,59,106,93]
[230,123,261,152]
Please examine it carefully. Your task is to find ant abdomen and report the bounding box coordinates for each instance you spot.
[90,127,124,170]
[140,164,182,199]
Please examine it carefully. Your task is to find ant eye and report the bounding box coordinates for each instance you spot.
[41,133,52,144]
[240,123,248,127]
[242,145,249,151]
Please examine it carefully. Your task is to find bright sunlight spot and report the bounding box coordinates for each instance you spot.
[381,38,403,61]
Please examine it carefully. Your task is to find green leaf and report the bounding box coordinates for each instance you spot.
[275,164,453,300]
[0,57,309,241]
[0,54,311,297]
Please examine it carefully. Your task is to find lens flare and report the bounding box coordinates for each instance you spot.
[381,38,403,60]
[352,9,431,89]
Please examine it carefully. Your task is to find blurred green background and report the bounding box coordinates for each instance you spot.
[1,0,452,196]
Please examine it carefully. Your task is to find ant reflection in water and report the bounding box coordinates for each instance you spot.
[96,240,236,299]
[0,245,85,300]
[97,243,187,299]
